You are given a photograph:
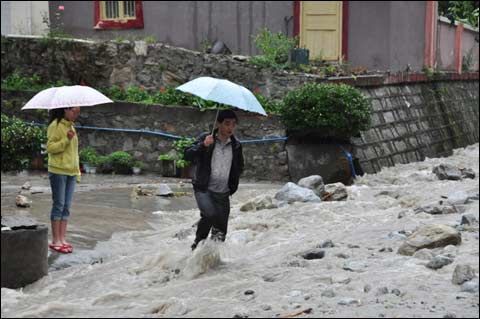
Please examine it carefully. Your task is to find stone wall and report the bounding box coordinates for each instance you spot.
[0,91,289,181]
[0,35,321,101]
[352,81,479,174]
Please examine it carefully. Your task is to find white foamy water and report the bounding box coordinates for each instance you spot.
[1,144,479,318]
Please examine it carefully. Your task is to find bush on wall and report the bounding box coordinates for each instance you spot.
[279,83,372,138]
[1,113,47,171]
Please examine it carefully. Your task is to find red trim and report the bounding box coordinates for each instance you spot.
[424,1,436,68]
[454,23,464,74]
[293,1,300,37]
[342,1,348,61]
[94,1,144,30]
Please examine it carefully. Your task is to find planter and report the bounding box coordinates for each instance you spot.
[160,160,176,177]
[83,163,91,174]
[30,155,45,170]
[132,167,141,175]
[178,166,194,179]
[89,166,97,174]
[290,48,309,65]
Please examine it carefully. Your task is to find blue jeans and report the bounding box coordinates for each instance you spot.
[49,173,76,221]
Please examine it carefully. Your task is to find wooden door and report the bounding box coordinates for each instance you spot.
[300,1,342,61]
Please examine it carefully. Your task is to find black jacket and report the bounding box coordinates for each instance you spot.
[184,131,244,195]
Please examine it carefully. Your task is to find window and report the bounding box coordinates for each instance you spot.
[94,1,144,30]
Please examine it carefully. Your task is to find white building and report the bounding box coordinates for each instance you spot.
[1,1,49,36]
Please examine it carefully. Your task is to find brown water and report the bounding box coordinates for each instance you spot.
[1,145,479,318]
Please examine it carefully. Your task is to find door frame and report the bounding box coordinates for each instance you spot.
[293,0,349,61]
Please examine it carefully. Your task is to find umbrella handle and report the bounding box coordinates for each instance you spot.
[211,109,220,136]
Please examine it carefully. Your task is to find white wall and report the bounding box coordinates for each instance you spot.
[1,1,49,36]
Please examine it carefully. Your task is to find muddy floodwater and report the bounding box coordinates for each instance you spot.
[1,144,479,318]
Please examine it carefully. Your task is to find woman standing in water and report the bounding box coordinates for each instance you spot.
[46,107,81,254]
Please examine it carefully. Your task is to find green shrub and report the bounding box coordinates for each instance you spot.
[1,114,47,171]
[172,137,195,168]
[249,28,296,69]
[107,151,134,174]
[254,93,283,115]
[1,72,68,91]
[280,83,372,137]
[79,147,99,165]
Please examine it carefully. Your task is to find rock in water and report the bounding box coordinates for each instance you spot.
[397,224,461,256]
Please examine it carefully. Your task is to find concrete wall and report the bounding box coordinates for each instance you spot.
[1,1,49,36]
[437,17,479,72]
[462,28,480,72]
[437,19,456,70]
[48,1,293,55]
[348,1,425,72]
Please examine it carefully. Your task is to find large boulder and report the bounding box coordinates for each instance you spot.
[297,175,325,197]
[240,195,277,212]
[274,182,321,204]
[322,183,348,201]
[397,224,462,256]
[15,195,31,208]
[433,164,462,180]
[452,264,476,285]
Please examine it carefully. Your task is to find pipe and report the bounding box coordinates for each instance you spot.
[29,122,287,144]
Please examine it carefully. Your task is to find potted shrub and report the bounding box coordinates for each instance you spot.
[158,154,176,177]
[172,138,195,178]
[132,161,144,175]
[79,147,97,174]
[175,159,194,179]
[108,151,134,174]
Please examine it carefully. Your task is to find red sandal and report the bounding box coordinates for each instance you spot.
[49,243,70,254]
[62,243,73,253]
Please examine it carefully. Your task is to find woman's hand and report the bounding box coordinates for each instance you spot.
[67,130,76,140]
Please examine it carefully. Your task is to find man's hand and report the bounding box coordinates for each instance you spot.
[67,130,76,140]
[203,135,214,147]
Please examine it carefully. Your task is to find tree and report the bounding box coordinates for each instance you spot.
[438,1,479,28]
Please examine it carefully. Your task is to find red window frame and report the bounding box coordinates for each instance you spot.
[94,1,144,30]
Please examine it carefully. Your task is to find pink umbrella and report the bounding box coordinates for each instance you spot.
[21,85,113,110]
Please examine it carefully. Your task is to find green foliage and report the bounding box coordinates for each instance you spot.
[439,1,479,27]
[249,28,296,69]
[152,87,196,106]
[254,93,283,115]
[1,113,47,171]
[79,147,101,166]
[107,151,135,174]
[158,154,174,161]
[143,35,157,44]
[133,160,144,168]
[279,83,372,137]
[173,137,195,168]
[1,72,68,91]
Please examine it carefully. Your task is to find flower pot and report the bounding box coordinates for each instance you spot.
[132,167,141,175]
[160,160,176,177]
[290,48,309,65]
[179,166,194,179]
[31,156,45,170]
[89,166,97,174]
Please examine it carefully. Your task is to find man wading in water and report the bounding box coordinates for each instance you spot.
[185,110,244,251]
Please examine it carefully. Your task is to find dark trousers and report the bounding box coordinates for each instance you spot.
[194,190,230,244]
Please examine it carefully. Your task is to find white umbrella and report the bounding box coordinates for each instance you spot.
[176,77,267,116]
[176,76,267,134]
[21,85,113,110]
